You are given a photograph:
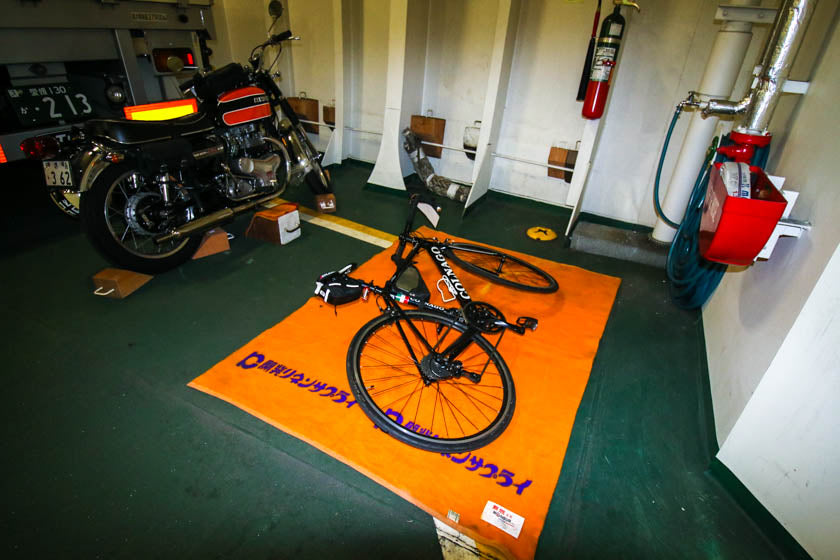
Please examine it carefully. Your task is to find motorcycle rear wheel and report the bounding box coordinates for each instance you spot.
[48,189,80,219]
[81,163,201,274]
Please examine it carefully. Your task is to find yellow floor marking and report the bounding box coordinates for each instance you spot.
[263,198,397,248]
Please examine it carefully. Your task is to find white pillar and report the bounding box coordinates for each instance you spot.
[464,0,521,210]
[651,1,760,243]
[368,0,428,190]
[321,0,345,167]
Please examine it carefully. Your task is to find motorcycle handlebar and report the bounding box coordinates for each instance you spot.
[269,30,293,44]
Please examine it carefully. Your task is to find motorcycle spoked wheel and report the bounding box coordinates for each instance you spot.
[81,163,202,274]
[48,189,81,219]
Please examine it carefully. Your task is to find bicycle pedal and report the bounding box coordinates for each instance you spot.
[516,316,538,331]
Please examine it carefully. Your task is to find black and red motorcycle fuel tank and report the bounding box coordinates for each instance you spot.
[218,86,273,126]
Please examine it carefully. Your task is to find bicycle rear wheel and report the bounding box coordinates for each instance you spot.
[346,310,515,453]
[445,242,558,293]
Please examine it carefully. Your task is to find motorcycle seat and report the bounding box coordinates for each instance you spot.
[84,113,214,145]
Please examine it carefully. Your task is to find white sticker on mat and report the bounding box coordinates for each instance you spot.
[480,501,525,539]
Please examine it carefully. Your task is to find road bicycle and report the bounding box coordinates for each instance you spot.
[314,195,557,452]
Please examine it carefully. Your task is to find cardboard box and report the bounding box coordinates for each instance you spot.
[92,268,153,299]
[245,204,301,245]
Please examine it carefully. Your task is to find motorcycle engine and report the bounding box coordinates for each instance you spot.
[214,123,289,200]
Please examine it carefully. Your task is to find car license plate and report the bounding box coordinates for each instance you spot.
[43,161,73,187]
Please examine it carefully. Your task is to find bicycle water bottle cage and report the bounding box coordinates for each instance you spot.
[463,301,506,334]
[394,265,430,302]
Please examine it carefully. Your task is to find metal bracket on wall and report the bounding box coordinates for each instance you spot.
[756,187,812,261]
[716,5,778,24]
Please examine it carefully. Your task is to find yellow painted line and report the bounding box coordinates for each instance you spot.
[264,198,397,248]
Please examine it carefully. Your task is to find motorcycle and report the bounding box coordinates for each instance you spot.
[22,29,335,274]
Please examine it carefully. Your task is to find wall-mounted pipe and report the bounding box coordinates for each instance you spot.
[739,0,817,133]
[651,0,761,243]
[697,0,818,133]
[653,0,818,243]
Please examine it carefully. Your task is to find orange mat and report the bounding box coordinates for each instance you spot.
[189,228,620,559]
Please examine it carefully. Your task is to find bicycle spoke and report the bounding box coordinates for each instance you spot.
[437,388,480,432]
[365,339,414,365]
[443,382,495,423]
[371,378,421,402]
[439,386,466,436]
[351,310,515,450]
[448,381,505,397]
[360,354,418,378]
[371,329,413,357]
[360,372,417,382]
[433,385,446,438]
[412,382,425,426]
[398,379,422,417]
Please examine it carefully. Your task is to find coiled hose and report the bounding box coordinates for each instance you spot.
[654,107,726,309]
[655,108,772,309]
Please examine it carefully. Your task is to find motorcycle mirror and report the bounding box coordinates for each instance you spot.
[268,1,284,18]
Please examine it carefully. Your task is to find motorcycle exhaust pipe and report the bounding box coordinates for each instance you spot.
[154,191,282,244]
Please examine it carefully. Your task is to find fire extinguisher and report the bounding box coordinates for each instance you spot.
[582,1,640,119]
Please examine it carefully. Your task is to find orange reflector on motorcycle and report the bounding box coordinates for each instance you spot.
[123,98,198,121]
[0,144,7,164]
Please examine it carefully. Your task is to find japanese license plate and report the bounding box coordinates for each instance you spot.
[43,161,74,187]
[5,83,94,127]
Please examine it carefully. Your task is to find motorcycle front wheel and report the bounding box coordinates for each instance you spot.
[81,163,201,274]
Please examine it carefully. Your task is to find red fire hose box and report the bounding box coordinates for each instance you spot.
[699,164,787,266]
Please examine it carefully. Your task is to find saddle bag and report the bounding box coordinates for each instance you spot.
[314,264,363,305]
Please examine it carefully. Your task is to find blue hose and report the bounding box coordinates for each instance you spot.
[653,108,683,229]
[654,106,726,309]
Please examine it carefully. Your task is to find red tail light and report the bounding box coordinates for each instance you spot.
[186,52,194,65]
[0,144,7,164]
[20,136,60,160]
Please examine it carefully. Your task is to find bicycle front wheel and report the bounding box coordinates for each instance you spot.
[445,242,558,293]
[346,310,515,453]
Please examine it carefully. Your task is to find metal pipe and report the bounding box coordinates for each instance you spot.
[344,126,383,136]
[297,119,334,129]
[155,190,282,244]
[739,0,817,133]
[652,0,817,242]
[492,152,575,173]
[652,3,759,243]
[697,0,818,132]
[420,140,477,155]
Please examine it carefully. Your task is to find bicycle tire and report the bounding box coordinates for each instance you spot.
[346,310,515,453]
[444,242,558,293]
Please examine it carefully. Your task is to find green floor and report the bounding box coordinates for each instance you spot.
[1,160,784,558]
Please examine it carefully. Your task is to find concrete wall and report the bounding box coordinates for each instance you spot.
[288,0,336,150]
[343,0,389,162]
[704,12,840,440]
[580,0,769,225]
[421,0,496,185]
[705,12,840,559]
[717,241,840,559]
[490,0,591,205]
